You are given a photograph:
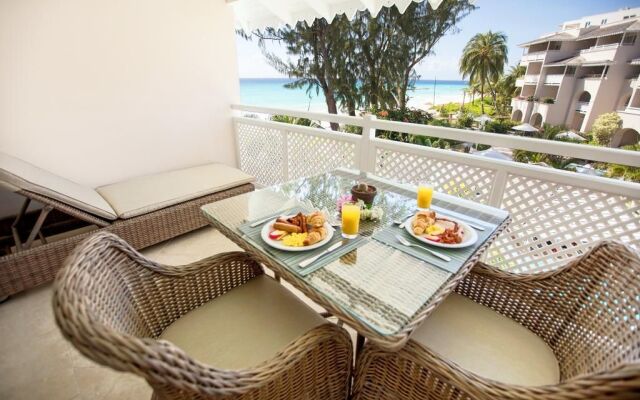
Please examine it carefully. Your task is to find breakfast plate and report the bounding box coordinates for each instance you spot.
[404,211,478,249]
[260,212,334,252]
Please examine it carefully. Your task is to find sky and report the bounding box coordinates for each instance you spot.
[235,0,640,80]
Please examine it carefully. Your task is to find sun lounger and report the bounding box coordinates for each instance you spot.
[0,152,254,297]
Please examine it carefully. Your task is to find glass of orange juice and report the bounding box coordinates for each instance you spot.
[417,183,434,210]
[341,202,361,239]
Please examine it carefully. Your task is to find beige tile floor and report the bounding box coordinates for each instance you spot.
[0,227,338,400]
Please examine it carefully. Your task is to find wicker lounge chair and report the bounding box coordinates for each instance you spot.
[53,232,353,400]
[0,152,255,297]
[353,241,640,400]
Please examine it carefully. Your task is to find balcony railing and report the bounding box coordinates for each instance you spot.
[232,104,639,275]
[523,74,539,84]
[544,74,564,85]
[579,43,619,53]
[576,101,590,112]
[521,51,547,63]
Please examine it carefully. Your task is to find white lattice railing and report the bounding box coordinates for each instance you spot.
[231,104,640,274]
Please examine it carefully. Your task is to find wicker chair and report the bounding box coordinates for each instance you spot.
[53,232,352,400]
[353,241,640,400]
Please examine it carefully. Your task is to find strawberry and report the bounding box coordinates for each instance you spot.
[269,230,287,240]
[424,235,441,242]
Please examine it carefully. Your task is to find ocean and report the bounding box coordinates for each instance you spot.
[239,78,468,112]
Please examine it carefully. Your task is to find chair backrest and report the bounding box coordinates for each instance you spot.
[550,241,640,379]
[53,231,263,385]
[0,151,117,220]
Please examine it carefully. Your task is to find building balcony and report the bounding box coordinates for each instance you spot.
[511,97,534,115]
[233,104,638,269]
[520,51,547,64]
[3,1,640,399]
[576,101,590,113]
[618,108,640,124]
[543,74,564,85]
[523,74,540,84]
[531,101,552,115]
[578,44,618,63]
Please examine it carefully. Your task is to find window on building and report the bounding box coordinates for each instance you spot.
[549,41,561,50]
[623,33,637,45]
[601,18,607,24]
[585,21,591,27]
[565,66,576,75]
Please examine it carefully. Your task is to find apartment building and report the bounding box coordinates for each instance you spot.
[511,7,640,147]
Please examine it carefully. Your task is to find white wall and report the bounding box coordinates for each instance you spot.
[0,0,240,218]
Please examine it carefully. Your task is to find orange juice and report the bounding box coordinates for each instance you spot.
[417,185,433,209]
[341,202,361,238]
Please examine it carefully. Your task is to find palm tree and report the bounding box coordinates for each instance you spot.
[460,31,508,114]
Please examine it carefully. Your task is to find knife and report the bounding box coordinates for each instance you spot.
[298,241,344,269]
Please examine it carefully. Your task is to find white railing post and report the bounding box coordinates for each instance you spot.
[488,169,509,208]
[281,129,289,182]
[359,114,377,173]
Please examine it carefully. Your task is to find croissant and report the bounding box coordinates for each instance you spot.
[306,212,325,228]
[413,220,428,235]
[304,226,327,246]
[412,210,436,235]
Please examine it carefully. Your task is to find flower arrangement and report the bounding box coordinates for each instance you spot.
[336,193,353,211]
[336,194,383,221]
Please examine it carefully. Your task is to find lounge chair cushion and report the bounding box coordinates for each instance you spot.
[96,163,254,219]
[413,293,560,386]
[0,152,118,220]
[159,275,325,370]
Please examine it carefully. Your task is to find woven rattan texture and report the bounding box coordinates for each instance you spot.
[352,241,640,400]
[53,232,353,400]
[0,184,254,297]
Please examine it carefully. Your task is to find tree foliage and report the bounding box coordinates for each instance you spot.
[459,31,508,114]
[241,0,475,126]
[590,112,622,146]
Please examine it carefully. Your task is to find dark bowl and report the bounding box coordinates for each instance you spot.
[351,185,377,205]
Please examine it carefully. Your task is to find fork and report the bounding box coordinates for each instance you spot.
[395,234,451,262]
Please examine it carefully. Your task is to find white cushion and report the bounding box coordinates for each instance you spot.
[96,163,254,219]
[0,152,117,220]
[413,293,560,386]
[160,275,325,370]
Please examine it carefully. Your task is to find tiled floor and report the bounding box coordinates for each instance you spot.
[0,227,336,399]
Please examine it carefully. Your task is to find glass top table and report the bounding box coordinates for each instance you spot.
[202,169,509,351]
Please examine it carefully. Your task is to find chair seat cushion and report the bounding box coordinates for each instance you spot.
[96,163,254,219]
[413,294,560,386]
[159,275,325,370]
[0,152,117,220]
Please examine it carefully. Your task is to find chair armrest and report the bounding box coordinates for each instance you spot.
[360,340,640,400]
[455,240,639,378]
[143,323,352,397]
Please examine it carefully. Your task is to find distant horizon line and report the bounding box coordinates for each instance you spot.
[239,77,469,82]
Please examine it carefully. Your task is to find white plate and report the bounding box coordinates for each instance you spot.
[260,218,334,252]
[404,215,478,249]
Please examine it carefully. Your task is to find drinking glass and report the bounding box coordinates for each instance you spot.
[341,202,361,239]
[417,183,433,210]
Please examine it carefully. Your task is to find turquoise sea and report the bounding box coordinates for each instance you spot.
[239,78,468,112]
